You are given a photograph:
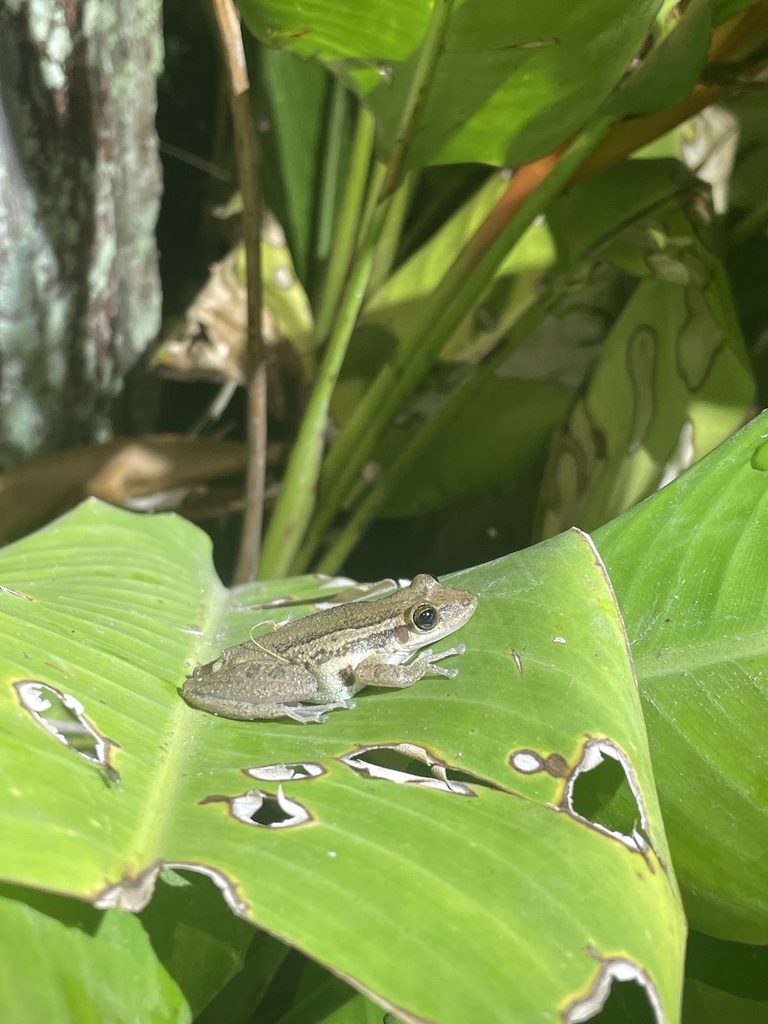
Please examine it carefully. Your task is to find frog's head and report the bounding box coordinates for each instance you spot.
[398,573,477,651]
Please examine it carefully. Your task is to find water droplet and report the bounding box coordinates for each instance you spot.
[750,438,768,471]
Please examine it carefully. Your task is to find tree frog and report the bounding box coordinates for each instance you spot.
[181,574,477,724]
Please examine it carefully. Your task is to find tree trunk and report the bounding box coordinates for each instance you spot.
[0,0,163,469]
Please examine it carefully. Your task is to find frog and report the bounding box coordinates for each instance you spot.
[181,574,477,724]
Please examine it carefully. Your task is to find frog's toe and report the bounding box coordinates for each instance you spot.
[430,664,459,679]
[284,706,328,724]
[422,644,466,678]
[284,699,356,724]
[431,644,466,661]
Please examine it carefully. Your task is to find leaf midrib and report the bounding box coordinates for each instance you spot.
[131,580,230,862]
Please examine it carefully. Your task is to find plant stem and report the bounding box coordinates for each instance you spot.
[379,0,455,199]
[314,79,350,276]
[258,171,388,579]
[367,170,417,297]
[313,107,376,344]
[259,0,463,580]
[212,0,267,584]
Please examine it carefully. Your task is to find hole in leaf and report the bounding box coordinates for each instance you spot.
[510,749,570,777]
[200,787,312,828]
[588,978,659,1023]
[571,754,634,830]
[95,860,249,916]
[14,680,118,778]
[564,956,663,1023]
[244,762,324,782]
[563,739,650,854]
[246,793,296,827]
[341,743,498,796]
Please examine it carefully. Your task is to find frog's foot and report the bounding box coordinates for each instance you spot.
[284,699,357,724]
[418,644,467,679]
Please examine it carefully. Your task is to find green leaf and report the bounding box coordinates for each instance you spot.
[682,930,768,1024]
[361,157,757,584]
[197,931,289,1024]
[237,0,660,167]
[268,956,359,1024]
[313,990,389,1024]
[0,874,252,1024]
[332,170,555,425]
[596,410,768,943]
[364,171,555,364]
[249,42,333,285]
[714,0,761,25]
[605,0,712,119]
[0,502,684,1022]
[538,198,755,539]
[546,159,695,271]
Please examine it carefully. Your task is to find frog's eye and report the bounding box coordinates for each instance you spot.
[411,603,438,631]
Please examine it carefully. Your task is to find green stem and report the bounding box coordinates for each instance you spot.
[379,0,455,199]
[367,170,417,298]
[258,192,388,579]
[314,79,350,273]
[291,116,613,574]
[314,107,376,343]
[259,1,467,579]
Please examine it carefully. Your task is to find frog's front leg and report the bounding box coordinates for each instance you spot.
[181,650,354,723]
[353,644,467,689]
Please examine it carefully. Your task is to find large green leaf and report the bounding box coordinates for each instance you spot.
[238,0,659,167]
[0,502,683,1022]
[538,197,754,539]
[248,43,343,288]
[596,410,768,943]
